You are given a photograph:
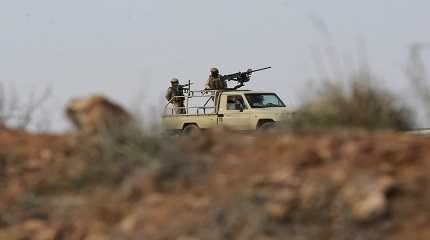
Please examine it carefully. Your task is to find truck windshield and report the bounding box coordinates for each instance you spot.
[245,93,286,108]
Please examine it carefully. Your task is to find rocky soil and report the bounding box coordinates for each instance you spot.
[0,127,430,240]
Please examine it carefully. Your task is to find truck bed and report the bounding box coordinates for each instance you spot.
[162,114,219,130]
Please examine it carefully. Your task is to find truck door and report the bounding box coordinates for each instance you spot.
[218,95,251,130]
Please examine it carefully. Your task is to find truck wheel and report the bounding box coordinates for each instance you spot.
[259,121,276,131]
[183,124,200,135]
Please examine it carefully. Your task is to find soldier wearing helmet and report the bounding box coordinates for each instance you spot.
[205,67,227,90]
[166,78,185,114]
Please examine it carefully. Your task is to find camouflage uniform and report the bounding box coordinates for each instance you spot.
[205,68,227,90]
[166,78,186,114]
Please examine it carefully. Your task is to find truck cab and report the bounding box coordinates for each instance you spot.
[162,90,289,133]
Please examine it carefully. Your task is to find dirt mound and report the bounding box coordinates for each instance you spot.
[0,128,429,240]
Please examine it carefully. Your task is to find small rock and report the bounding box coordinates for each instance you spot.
[341,175,397,222]
[351,191,386,222]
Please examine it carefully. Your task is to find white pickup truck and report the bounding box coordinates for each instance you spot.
[162,89,290,133]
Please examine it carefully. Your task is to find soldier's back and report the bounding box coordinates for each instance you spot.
[207,76,225,90]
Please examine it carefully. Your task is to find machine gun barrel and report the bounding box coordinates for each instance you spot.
[223,66,271,82]
[247,66,272,74]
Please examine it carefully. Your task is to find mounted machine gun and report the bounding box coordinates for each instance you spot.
[222,67,272,89]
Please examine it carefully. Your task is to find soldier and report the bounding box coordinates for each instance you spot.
[205,67,227,90]
[166,78,186,114]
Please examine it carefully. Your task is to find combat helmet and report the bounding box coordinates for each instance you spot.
[210,67,219,75]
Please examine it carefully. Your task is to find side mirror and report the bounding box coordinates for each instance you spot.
[239,104,244,112]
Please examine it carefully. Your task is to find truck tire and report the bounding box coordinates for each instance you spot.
[183,124,200,135]
[259,121,276,131]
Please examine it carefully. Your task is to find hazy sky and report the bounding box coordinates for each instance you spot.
[1,0,430,130]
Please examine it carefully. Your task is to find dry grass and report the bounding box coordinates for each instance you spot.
[0,82,51,131]
[283,70,413,132]
[72,122,210,190]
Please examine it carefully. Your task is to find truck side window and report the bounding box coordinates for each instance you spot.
[227,96,246,110]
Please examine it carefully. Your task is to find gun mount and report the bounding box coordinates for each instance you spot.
[222,67,272,89]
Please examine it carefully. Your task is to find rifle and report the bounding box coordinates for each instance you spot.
[222,67,272,89]
[178,81,194,94]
